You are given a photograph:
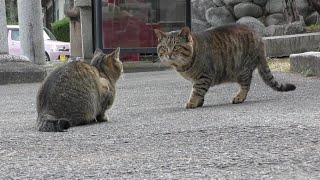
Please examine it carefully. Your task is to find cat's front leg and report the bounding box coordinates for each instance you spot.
[186,80,211,109]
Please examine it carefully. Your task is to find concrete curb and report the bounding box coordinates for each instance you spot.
[44,61,172,74]
[0,62,47,85]
[123,61,171,73]
[290,52,320,77]
[263,32,320,57]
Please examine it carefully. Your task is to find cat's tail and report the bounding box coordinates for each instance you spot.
[37,113,71,132]
[257,60,296,92]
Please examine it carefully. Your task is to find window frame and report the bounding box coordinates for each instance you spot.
[92,0,191,54]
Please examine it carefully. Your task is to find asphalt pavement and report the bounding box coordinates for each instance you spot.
[0,70,319,179]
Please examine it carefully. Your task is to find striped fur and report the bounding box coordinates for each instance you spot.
[36,48,123,132]
[155,24,296,108]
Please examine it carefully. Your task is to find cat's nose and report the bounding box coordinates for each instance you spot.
[168,52,173,59]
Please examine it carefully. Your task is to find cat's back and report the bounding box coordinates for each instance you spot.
[204,24,258,37]
[192,24,263,55]
[37,61,100,111]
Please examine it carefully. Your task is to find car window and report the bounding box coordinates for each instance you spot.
[11,30,20,41]
[43,28,57,40]
[8,28,57,41]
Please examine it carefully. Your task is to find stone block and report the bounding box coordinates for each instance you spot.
[212,0,224,7]
[284,21,305,35]
[237,16,265,36]
[206,6,235,27]
[263,32,320,57]
[234,2,263,19]
[265,0,283,14]
[265,24,285,37]
[192,0,215,21]
[0,61,47,85]
[265,13,285,26]
[253,0,267,7]
[223,0,251,6]
[289,52,320,77]
[191,19,211,32]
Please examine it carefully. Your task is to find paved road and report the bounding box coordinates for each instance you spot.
[0,70,319,179]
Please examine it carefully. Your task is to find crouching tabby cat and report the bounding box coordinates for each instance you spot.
[36,48,123,132]
[154,24,296,109]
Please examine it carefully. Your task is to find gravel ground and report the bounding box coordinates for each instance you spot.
[0,70,319,179]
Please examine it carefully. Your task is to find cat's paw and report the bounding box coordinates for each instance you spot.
[232,97,245,104]
[185,99,204,109]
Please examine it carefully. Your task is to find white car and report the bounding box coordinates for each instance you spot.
[7,25,70,61]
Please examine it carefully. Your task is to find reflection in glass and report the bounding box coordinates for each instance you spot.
[101,0,186,49]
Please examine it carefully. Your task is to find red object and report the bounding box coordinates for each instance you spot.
[102,15,160,61]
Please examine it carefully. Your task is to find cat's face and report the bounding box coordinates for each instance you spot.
[91,48,123,81]
[154,27,193,68]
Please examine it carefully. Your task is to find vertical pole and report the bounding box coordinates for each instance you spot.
[94,0,102,51]
[0,0,9,54]
[17,0,45,65]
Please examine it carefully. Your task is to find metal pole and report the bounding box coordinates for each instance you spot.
[94,0,102,51]
[17,0,45,65]
[0,0,9,54]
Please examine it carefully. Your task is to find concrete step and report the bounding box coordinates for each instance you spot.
[289,52,320,77]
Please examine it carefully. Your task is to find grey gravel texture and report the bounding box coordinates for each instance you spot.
[0,70,319,179]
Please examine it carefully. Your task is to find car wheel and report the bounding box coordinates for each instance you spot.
[45,52,50,61]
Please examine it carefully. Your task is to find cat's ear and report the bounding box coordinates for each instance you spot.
[110,47,120,60]
[94,48,103,56]
[154,29,166,42]
[179,27,192,42]
[179,27,191,38]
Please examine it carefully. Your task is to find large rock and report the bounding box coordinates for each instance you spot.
[191,0,215,21]
[206,6,236,27]
[237,16,265,36]
[265,0,284,14]
[264,25,285,37]
[191,19,211,32]
[305,11,319,25]
[253,0,267,7]
[284,21,305,35]
[222,0,251,6]
[290,52,320,77]
[265,13,285,26]
[212,0,224,7]
[234,2,263,19]
[296,0,310,17]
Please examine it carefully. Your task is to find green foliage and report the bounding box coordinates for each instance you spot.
[305,24,320,33]
[51,17,70,42]
[6,19,18,25]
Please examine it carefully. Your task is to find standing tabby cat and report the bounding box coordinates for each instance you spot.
[36,48,123,132]
[154,24,296,109]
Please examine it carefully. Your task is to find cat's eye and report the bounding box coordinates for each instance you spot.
[160,46,167,51]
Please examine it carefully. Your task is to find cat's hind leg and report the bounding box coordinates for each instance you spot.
[232,74,252,104]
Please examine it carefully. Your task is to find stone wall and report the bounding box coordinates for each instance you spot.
[191,0,319,36]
